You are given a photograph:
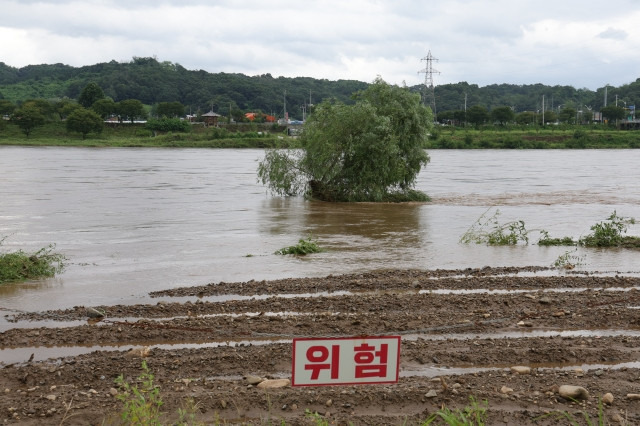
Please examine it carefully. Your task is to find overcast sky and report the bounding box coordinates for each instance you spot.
[1,0,638,90]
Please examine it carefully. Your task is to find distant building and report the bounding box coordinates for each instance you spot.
[201,111,222,126]
[245,112,276,122]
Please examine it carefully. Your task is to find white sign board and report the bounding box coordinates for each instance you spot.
[291,336,401,387]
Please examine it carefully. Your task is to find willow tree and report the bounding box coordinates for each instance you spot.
[258,78,432,202]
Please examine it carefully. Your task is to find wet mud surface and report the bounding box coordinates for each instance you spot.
[2,267,640,425]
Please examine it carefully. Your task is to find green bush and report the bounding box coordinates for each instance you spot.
[146,118,190,133]
[114,361,164,425]
[580,211,637,247]
[275,235,324,255]
[460,209,529,245]
[538,231,577,246]
[0,239,65,283]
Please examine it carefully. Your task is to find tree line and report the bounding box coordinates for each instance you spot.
[0,57,367,121]
[421,79,640,126]
[1,56,639,128]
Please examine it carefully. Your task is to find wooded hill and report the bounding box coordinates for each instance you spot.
[1,57,639,120]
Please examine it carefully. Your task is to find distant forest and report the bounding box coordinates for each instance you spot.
[1,57,639,121]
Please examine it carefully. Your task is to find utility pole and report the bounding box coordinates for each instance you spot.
[418,50,440,121]
[283,90,287,122]
[604,85,608,107]
[542,95,545,126]
[464,92,467,126]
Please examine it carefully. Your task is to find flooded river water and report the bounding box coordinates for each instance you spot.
[1,147,639,314]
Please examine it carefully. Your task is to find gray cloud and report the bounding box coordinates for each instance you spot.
[0,0,639,89]
[597,27,628,40]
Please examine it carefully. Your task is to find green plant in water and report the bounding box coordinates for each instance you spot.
[460,209,529,246]
[275,235,324,255]
[580,211,637,247]
[114,361,164,425]
[553,248,586,270]
[0,238,66,284]
[538,230,578,246]
[421,396,488,425]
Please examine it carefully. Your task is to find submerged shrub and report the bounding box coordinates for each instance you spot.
[538,231,577,246]
[0,239,65,283]
[580,211,636,247]
[275,235,324,255]
[460,209,529,245]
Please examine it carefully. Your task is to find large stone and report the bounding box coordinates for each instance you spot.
[86,307,105,318]
[256,379,290,389]
[425,390,438,398]
[559,385,589,400]
[602,392,614,405]
[510,366,531,375]
[245,375,264,385]
[501,386,514,394]
[124,346,150,358]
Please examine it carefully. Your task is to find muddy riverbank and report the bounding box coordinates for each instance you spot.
[2,267,640,425]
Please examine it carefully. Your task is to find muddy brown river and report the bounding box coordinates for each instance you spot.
[1,148,640,424]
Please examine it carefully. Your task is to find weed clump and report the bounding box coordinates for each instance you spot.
[538,231,577,246]
[421,396,488,425]
[537,211,639,248]
[275,235,324,255]
[580,211,637,247]
[0,238,65,284]
[114,361,164,425]
[460,209,530,245]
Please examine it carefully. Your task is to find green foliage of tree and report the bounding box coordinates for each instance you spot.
[66,108,103,139]
[146,117,190,133]
[601,105,626,123]
[467,105,490,127]
[78,82,105,107]
[0,99,16,116]
[11,105,46,137]
[491,106,515,125]
[56,99,82,120]
[515,111,537,125]
[23,99,55,118]
[258,78,431,202]
[91,98,116,119]
[558,106,577,124]
[117,99,146,123]
[156,101,185,118]
[5,57,640,124]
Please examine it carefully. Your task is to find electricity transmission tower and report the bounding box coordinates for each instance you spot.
[418,50,440,120]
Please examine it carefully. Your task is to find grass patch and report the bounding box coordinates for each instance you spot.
[0,121,302,149]
[423,127,640,149]
[275,235,324,256]
[538,211,639,248]
[0,238,66,284]
[421,396,488,425]
[460,209,530,245]
[114,361,164,425]
[538,231,578,246]
[536,398,611,425]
